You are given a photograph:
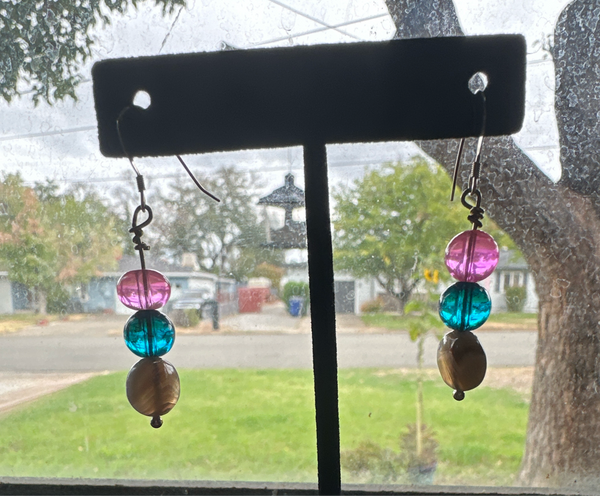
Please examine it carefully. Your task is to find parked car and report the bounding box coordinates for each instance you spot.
[167,289,212,312]
[165,290,219,329]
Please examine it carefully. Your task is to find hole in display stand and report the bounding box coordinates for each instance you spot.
[469,72,489,94]
[133,90,152,109]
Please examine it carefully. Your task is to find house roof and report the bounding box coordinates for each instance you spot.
[101,255,221,280]
[258,173,305,208]
[496,250,529,271]
[117,255,196,274]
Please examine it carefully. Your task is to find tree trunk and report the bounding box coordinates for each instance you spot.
[416,334,425,459]
[386,0,600,487]
[376,276,412,313]
[520,2,600,485]
[37,287,47,315]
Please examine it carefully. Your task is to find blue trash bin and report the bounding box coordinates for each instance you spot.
[289,296,304,317]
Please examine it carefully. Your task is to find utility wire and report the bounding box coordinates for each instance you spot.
[158,4,185,53]
[0,125,96,142]
[0,11,391,144]
[267,0,361,40]
[19,159,397,185]
[250,12,387,47]
[0,124,561,154]
[0,4,555,145]
[522,144,559,150]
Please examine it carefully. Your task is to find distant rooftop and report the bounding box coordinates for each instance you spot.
[101,254,216,278]
[496,250,529,271]
[258,173,305,208]
[118,255,197,274]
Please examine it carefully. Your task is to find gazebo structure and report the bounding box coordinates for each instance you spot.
[258,173,306,249]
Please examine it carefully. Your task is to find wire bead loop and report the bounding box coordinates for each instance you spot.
[129,205,153,254]
[460,189,484,229]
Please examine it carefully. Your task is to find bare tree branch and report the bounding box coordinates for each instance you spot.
[554,2,600,197]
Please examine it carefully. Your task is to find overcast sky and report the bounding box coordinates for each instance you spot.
[0,0,571,197]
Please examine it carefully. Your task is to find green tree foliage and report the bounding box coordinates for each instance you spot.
[333,158,465,311]
[0,174,55,303]
[0,0,185,103]
[0,174,121,313]
[152,166,282,281]
[505,285,527,313]
[251,262,285,293]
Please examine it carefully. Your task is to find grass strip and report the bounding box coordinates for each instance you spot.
[362,312,537,331]
[0,369,527,485]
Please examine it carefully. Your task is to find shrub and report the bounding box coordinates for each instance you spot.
[170,308,200,327]
[282,281,309,316]
[505,285,527,312]
[342,424,439,484]
[398,423,438,469]
[46,286,70,314]
[360,298,384,314]
[341,440,403,484]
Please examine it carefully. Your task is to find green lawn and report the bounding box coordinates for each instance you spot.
[0,370,528,486]
[486,312,538,325]
[362,312,537,331]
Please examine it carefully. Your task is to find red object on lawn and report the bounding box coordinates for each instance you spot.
[238,287,269,313]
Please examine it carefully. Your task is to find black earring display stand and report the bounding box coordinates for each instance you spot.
[93,35,526,496]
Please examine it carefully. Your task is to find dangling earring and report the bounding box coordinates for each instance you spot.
[115,107,219,427]
[118,198,181,428]
[115,148,180,429]
[437,92,499,401]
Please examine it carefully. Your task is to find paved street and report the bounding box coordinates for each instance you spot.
[0,312,537,411]
[0,327,537,372]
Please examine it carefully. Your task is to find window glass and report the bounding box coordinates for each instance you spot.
[0,0,594,491]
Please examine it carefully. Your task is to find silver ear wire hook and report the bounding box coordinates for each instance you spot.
[450,89,487,230]
[450,138,466,202]
[115,105,220,204]
[450,90,487,203]
[116,106,147,210]
[176,155,221,203]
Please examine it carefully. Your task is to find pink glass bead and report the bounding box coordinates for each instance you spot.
[445,230,499,282]
[116,269,171,310]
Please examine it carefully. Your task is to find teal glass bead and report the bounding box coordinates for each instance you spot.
[124,310,175,357]
[439,282,491,331]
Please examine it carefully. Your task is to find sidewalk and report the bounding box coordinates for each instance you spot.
[219,301,378,334]
[2,305,380,337]
[0,372,102,414]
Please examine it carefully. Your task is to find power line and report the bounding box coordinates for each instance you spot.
[527,58,552,66]
[222,12,387,49]
[0,5,554,145]
[266,0,362,40]
[0,11,390,144]
[26,159,399,185]
[0,123,562,149]
[522,144,559,151]
[251,12,387,47]
[158,4,185,54]
[0,125,96,142]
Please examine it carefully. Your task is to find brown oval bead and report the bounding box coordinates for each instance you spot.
[126,357,180,421]
[437,330,486,398]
